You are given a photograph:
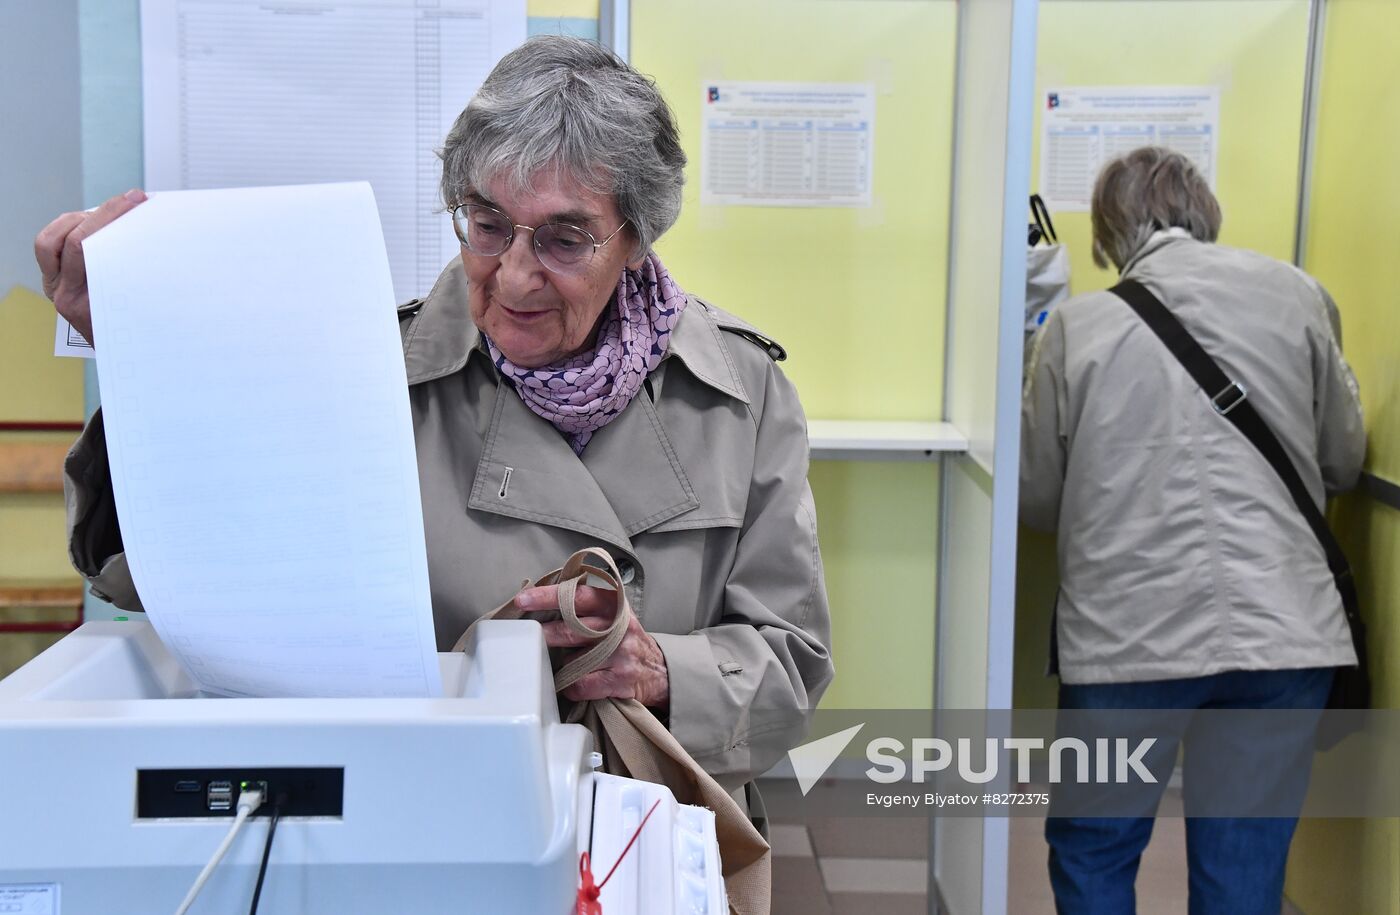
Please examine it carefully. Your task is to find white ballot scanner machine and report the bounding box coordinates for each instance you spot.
[0,620,726,914]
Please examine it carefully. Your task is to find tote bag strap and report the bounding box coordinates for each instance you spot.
[451,546,631,695]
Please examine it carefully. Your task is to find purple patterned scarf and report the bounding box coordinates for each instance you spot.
[485,254,687,455]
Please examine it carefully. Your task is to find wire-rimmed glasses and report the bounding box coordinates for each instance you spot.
[450,203,629,276]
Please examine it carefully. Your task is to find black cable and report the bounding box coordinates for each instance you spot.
[248,797,285,915]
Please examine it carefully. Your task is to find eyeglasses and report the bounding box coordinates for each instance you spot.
[450,203,629,276]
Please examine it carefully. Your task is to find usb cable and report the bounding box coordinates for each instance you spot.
[174,786,265,915]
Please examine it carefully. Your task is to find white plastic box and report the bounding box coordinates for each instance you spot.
[0,620,724,914]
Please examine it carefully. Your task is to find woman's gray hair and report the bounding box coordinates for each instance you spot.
[1090,146,1222,271]
[439,35,686,259]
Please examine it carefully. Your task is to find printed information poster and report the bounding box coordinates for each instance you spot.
[1039,86,1220,212]
[700,81,875,207]
[62,0,527,359]
[140,0,526,305]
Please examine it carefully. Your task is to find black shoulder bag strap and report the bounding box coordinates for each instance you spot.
[1029,194,1058,247]
[1109,279,1368,711]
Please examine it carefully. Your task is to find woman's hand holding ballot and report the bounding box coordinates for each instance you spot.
[34,188,148,346]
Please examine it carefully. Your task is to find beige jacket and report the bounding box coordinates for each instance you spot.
[1021,233,1366,684]
[64,259,834,790]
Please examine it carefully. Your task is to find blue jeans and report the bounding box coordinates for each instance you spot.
[1045,667,1334,915]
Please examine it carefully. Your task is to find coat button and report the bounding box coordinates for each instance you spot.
[617,558,636,585]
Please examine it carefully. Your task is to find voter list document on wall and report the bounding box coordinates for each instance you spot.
[1040,86,1221,212]
[59,0,525,356]
[140,0,525,306]
[82,183,443,699]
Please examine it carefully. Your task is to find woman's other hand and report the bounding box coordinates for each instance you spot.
[34,189,148,346]
[514,582,670,710]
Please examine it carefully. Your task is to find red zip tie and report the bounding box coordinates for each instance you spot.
[577,854,602,915]
[576,798,663,915]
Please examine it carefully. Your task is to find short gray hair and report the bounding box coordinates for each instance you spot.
[1090,146,1222,271]
[439,36,686,259]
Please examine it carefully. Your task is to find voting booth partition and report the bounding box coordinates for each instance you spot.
[1284,1,1400,912]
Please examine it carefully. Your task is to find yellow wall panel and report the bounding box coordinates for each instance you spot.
[1031,0,1310,295]
[634,0,956,709]
[526,0,598,18]
[0,285,84,423]
[633,0,956,421]
[1302,0,1400,486]
[0,493,77,582]
[810,461,938,710]
[0,284,84,594]
[1289,1,1400,912]
[1289,497,1400,914]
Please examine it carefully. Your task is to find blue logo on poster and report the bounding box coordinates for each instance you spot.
[1047,92,1060,110]
[708,86,720,103]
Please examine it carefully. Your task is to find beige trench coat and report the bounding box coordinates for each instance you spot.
[1021,232,1367,685]
[64,259,834,793]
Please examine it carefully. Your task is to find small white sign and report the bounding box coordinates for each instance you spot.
[0,884,60,915]
[54,317,94,359]
[700,81,876,208]
[1040,86,1220,212]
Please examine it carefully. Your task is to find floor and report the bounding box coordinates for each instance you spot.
[770,812,930,915]
[766,780,1306,914]
[762,775,929,914]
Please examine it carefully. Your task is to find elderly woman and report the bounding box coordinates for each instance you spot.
[36,36,833,818]
[1021,146,1365,914]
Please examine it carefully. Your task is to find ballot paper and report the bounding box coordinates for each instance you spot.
[82,183,443,698]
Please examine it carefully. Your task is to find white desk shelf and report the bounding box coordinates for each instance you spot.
[807,420,969,462]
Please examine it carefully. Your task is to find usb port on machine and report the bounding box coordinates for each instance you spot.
[206,780,233,811]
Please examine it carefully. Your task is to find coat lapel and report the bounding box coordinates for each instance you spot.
[467,372,703,548]
[582,386,700,537]
[467,382,635,554]
[414,267,734,545]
